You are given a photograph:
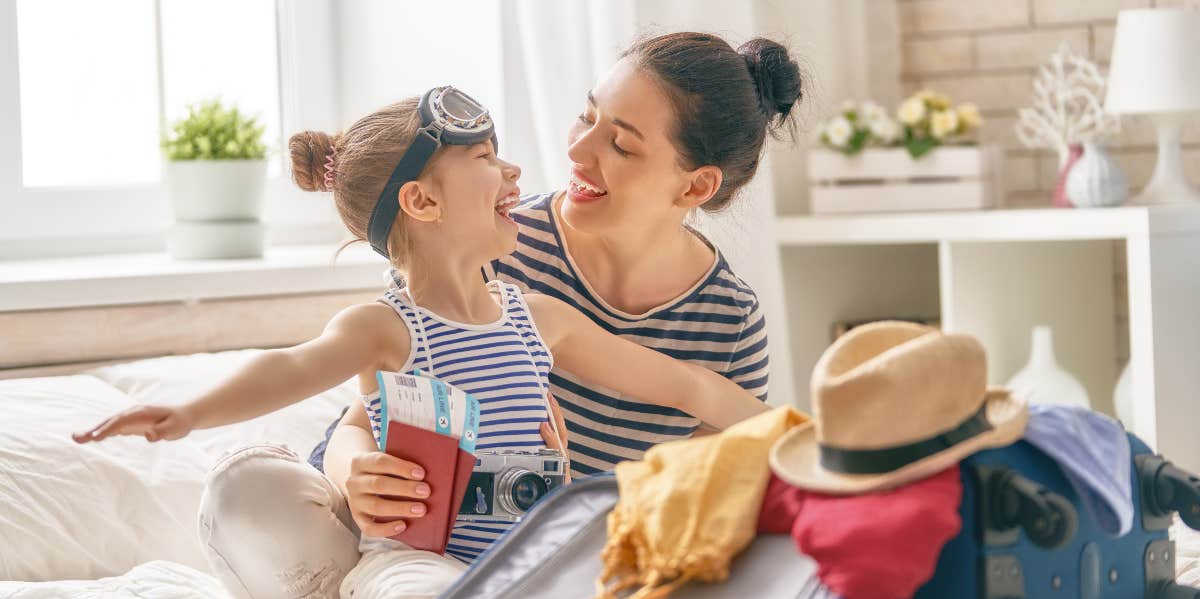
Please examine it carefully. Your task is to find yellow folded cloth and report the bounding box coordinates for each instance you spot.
[597,406,811,599]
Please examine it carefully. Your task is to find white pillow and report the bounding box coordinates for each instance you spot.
[87,349,358,461]
[0,375,212,581]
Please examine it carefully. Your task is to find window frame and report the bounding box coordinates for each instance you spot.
[0,0,342,260]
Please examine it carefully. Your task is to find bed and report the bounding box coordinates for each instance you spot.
[4,348,1200,597]
[0,349,357,597]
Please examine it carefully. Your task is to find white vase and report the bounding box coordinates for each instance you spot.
[1114,361,1134,429]
[1006,326,1091,409]
[168,221,267,260]
[1065,142,1129,208]
[165,159,267,259]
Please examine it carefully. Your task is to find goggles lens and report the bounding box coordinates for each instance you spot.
[439,88,488,127]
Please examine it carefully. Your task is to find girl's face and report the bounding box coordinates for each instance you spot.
[422,140,522,263]
[564,58,694,236]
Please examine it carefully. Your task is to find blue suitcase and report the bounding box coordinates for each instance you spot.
[917,433,1200,598]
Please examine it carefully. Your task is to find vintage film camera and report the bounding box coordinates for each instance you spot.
[458,449,567,522]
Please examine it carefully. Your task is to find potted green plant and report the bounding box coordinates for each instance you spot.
[162,99,269,259]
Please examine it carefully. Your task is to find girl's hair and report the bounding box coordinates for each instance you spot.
[621,32,804,212]
[288,97,422,267]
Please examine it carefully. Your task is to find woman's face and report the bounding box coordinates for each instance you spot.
[564,58,693,236]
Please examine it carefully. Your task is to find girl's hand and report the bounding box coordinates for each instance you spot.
[540,392,571,484]
[72,405,195,443]
[345,451,432,538]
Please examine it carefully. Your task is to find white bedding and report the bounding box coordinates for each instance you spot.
[0,350,357,596]
[0,561,226,599]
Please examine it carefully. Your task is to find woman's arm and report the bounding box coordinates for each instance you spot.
[525,294,769,430]
[74,303,395,443]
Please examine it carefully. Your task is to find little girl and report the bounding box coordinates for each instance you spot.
[73,87,768,597]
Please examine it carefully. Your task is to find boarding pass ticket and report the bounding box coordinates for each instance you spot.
[376,370,481,453]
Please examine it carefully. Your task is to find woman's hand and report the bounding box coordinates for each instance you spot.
[345,451,432,537]
[72,405,196,443]
[539,392,571,483]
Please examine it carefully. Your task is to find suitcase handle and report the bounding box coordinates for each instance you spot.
[1140,455,1200,530]
[987,469,1077,549]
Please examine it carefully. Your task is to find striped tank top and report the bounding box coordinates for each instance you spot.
[364,279,554,564]
[484,192,770,478]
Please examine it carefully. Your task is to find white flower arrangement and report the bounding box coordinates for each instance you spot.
[819,90,984,158]
[1014,42,1120,166]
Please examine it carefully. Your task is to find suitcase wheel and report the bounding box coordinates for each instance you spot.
[984,468,1077,550]
[1139,455,1200,531]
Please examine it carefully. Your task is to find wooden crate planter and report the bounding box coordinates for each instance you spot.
[807,145,1004,214]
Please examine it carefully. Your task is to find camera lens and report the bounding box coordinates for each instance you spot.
[511,474,546,511]
[497,468,548,515]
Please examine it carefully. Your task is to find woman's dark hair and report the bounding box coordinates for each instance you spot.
[621,32,803,212]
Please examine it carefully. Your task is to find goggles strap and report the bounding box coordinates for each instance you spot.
[366,125,440,259]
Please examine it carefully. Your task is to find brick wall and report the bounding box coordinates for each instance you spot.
[898,0,1200,209]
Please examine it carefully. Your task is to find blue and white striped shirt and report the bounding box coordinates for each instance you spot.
[307,191,768,495]
[483,192,770,478]
[366,280,553,564]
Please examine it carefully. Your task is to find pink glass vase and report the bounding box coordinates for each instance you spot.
[1052,143,1084,208]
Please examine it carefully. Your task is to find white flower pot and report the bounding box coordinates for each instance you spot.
[1006,326,1091,409]
[168,221,266,260]
[164,159,267,259]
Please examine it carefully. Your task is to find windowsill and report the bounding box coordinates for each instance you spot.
[0,243,391,312]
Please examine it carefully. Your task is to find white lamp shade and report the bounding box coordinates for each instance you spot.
[1105,8,1200,114]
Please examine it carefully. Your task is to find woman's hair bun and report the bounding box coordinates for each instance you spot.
[738,37,803,123]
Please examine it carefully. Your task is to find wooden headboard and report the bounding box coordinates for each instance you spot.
[0,290,378,379]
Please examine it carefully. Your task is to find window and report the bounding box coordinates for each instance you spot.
[16,1,161,187]
[159,0,282,178]
[16,0,281,187]
[1,0,338,258]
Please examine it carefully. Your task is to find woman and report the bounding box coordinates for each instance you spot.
[199,32,804,599]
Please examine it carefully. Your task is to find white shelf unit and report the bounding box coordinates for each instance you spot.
[776,205,1200,472]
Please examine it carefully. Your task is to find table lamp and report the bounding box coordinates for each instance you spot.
[1104,8,1200,205]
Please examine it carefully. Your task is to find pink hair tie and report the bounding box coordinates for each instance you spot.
[323,146,337,191]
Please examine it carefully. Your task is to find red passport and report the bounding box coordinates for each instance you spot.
[380,420,476,554]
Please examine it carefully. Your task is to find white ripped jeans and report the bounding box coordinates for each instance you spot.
[198,444,466,599]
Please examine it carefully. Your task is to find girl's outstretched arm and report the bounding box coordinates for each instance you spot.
[524,294,769,430]
[74,302,399,443]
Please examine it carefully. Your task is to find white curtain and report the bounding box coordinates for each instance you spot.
[495,0,634,194]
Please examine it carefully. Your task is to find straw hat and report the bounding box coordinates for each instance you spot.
[770,321,1028,495]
